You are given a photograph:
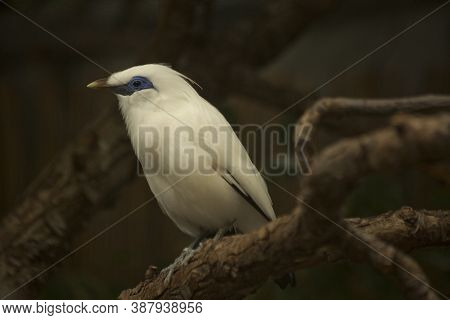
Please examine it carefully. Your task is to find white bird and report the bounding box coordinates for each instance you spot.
[88,64,293,286]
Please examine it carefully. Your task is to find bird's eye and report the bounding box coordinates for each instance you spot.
[127,76,153,93]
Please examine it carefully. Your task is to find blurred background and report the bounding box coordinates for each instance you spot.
[1,0,449,299]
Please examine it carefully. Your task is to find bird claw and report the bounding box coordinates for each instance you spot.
[213,221,238,241]
[413,211,425,234]
[161,246,197,285]
[161,223,237,285]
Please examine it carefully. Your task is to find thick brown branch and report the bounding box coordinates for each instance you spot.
[342,228,438,299]
[0,111,135,298]
[119,208,449,299]
[298,114,450,231]
[347,208,450,251]
[120,114,450,299]
[1,0,339,297]
[295,113,450,299]
[344,209,450,299]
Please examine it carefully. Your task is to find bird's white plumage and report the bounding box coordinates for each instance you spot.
[108,64,276,237]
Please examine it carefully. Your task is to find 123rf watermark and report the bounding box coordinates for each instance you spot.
[135,123,312,177]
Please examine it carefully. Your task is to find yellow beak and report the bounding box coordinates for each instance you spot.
[86,78,110,89]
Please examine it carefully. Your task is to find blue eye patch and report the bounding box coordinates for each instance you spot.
[112,76,154,96]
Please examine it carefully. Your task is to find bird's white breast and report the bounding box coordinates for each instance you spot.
[118,93,273,237]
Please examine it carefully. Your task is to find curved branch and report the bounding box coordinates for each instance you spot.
[119,208,449,299]
[295,95,450,151]
[295,113,450,299]
[298,113,450,230]
[340,227,438,299]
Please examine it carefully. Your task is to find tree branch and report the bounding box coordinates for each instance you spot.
[0,0,208,298]
[0,111,135,298]
[298,113,450,231]
[342,227,438,299]
[2,0,449,298]
[295,113,450,299]
[295,94,450,151]
[120,113,450,299]
[119,208,449,299]
[0,0,341,298]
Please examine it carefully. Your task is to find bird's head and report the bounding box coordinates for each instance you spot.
[87,64,199,108]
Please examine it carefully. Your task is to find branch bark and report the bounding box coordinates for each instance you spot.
[341,228,438,299]
[0,111,135,298]
[120,113,450,299]
[0,0,337,298]
[295,94,450,151]
[298,113,450,230]
[119,208,449,299]
[0,0,207,298]
[2,0,449,298]
[295,114,450,299]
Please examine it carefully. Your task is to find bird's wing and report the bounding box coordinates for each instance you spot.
[197,98,276,221]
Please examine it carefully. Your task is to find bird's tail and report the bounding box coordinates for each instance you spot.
[274,272,296,289]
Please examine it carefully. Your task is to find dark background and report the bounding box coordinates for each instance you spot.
[1,0,449,299]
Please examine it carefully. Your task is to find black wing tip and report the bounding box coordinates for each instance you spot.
[222,173,271,222]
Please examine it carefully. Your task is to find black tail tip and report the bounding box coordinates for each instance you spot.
[274,272,296,289]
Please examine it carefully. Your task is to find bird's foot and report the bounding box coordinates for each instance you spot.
[161,246,198,285]
[160,224,238,285]
[213,221,238,241]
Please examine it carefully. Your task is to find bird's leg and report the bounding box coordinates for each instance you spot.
[161,247,195,285]
[190,232,214,249]
[161,232,213,285]
[161,224,238,285]
[213,220,239,241]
